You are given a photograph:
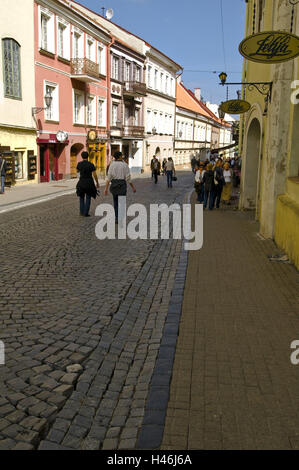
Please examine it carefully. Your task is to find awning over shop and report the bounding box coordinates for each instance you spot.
[211,143,237,154]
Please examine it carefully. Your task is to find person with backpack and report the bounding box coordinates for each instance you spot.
[151,156,161,184]
[104,151,136,223]
[0,153,7,194]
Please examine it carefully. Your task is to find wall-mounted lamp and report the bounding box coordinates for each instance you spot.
[32,92,53,116]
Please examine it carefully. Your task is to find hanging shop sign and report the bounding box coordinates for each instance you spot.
[219,100,251,115]
[239,31,299,63]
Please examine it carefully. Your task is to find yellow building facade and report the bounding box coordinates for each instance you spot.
[239,0,299,269]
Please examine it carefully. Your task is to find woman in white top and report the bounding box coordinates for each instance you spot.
[194,162,205,202]
[165,158,176,188]
[221,162,233,204]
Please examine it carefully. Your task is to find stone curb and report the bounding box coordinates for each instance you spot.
[136,190,193,449]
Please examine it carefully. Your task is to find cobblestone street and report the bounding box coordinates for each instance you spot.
[0,172,191,450]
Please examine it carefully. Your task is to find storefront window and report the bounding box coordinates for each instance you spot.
[14,151,24,179]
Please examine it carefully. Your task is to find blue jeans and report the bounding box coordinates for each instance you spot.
[204,190,214,210]
[0,175,5,193]
[166,170,173,187]
[197,184,204,203]
[80,194,91,216]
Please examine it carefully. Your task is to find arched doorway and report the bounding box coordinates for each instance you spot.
[243,118,262,211]
[70,143,84,178]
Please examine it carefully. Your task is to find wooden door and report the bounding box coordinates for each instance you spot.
[70,153,78,178]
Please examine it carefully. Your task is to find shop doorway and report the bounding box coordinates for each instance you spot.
[243,118,262,211]
[39,144,59,183]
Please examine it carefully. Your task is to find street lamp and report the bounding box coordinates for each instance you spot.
[32,92,53,116]
[219,72,228,85]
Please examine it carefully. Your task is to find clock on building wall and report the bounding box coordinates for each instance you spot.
[56,130,68,143]
[88,130,97,141]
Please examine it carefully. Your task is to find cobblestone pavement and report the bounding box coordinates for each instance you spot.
[162,193,299,450]
[0,172,192,450]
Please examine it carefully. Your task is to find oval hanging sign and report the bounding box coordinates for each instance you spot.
[220,100,251,115]
[239,31,299,63]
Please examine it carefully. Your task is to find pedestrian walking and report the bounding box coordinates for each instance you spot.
[202,163,215,210]
[0,153,7,194]
[165,157,176,188]
[162,158,167,176]
[191,156,197,174]
[213,159,225,209]
[151,156,161,184]
[222,162,233,204]
[76,151,99,217]
[194,162,205,203]
[104,151,136,223]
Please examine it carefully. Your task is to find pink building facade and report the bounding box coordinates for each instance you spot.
[34,0,111,182]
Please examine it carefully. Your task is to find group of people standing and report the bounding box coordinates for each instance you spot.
[150,156,176,188]
[194,157,239,210]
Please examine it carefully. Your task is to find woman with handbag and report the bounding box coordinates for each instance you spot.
[194,162,205,203]
[104,151,136,223]
[165,157,176,188]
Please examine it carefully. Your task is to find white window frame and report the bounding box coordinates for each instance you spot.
[73,28,84,59]
[39,7,55,54]
[73,89,85,124]
[147,65,152,88]
[97,43,106,76]
[112,102,119,126]
[86,36,96,62]
[44,81,59,122]
[57,18,70,60]
[98,97,107,127]
[87,95,96,126]
[111,56,120,81]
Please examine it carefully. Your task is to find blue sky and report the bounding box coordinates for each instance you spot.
[82,0,246,104]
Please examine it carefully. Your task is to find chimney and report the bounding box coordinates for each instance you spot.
[194,88,201,101]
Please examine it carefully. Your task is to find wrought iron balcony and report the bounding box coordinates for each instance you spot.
[122,125,145,138]
[123,81,147,97]
[70,58,99,82]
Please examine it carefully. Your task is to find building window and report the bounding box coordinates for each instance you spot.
[41,14,49,50]
[87,95,96,125]
[73,31,83,59]
[112,103,119,126]
[74,90,84,124]
[134,107,140,126]
[58,23,65,57]
[112,56,119,80]
[125,62,131,81]
[2,38,21,99]
[146,109,152,133]
[171,78,174,97]
[165,75,169,95]
[154,69,158,89]
[98,98,106,127]
[135,66,141,82]
[45,82,59,121]
[147,65,152,87]
[73,33,80,58]
[87,40,93,60]
[160,73,163,92]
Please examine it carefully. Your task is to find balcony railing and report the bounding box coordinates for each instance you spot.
[123,81,147,97]
[70,58,99,82]
[122,125,145,138]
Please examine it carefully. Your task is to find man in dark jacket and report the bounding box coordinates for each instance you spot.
[202,163,215,210]
[213,160,225,208]
[76,151,99,217]
[0,154,7,194]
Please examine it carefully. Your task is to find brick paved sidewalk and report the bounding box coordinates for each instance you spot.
[162,194,299,450]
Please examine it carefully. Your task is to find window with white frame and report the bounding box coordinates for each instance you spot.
[125,62,131,82]
[159,112,163,133]
[154,69,158,89]
[73,30,83,59]
[160,73,164,92]
[112,103,119,126]
[57,19,70,60]
[40,9,54,53]
[169,115,173,134]
[45,82,59,121]
[147,65,152,87]
[135,65,141,82]
[165,75,169,95]
[111,56,120,80]
[73,90,84,124]
[124,105,130,126]
[98,44,106,75]
[134,107,140,126]
[176,121,180,138]
[153,111,158,131]
[87,37,96,62]
[87,95,96,125]
[171,78,174,97]
[98,98,106,127]
[146,109,152,133]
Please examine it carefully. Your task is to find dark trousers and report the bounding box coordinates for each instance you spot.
[153,170,159,184]
[113,194,119,221]
[204,190,214,210]
[197,184,204,203]
[80,194,91,216]
[213,183,223,208]
[166,170,173,187]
